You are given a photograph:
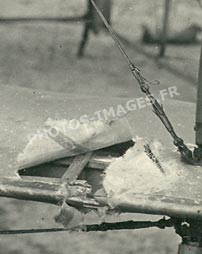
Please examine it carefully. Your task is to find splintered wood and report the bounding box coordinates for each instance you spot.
[15,113,202,218]
[103,137,189,207]
[0,177,94,206]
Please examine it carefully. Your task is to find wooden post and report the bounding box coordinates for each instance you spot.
[159,0,172,57]
[77,0,112,57]
[195,42,202,148]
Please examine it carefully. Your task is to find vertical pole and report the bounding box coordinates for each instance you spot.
[195,42,202,148]
[159,0,172,57]
[77,0,92,57]
[77,23,91,57]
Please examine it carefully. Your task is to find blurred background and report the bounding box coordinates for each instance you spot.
[0,0,202,253]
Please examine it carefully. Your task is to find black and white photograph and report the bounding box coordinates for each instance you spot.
[0,0,202,253]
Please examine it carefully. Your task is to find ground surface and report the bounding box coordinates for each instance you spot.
[0,0,202,253]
